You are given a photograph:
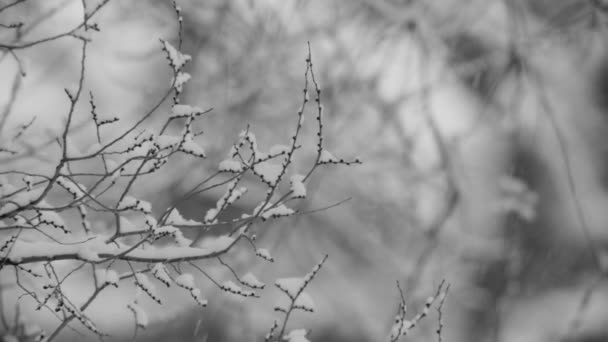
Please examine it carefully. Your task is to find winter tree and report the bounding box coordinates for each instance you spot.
[2,1,608,342]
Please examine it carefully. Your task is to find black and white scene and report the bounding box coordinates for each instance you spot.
[1,1,608,341]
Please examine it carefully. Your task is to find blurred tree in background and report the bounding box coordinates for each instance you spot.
[1,0,608,341]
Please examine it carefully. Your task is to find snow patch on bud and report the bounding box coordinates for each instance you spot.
[218,159,243,173]
[179,134,206,158]
[319,149,337,164]
[166,208,201,226]
[241,272,265,289]
[127,302,148,328]
[275,277,306,298]
[293,291,315,312]
[161,39,191,72]
[284,329,310,342]
[253,202,294,220]
[290,174,306,198]
[173,72,191,92]
[152,263,171,287]
[117,196,152,214]
[171,104,203,118]
[175,273,195,290]
[256,248,274,262]
[96,269,119,287]
[221,280,256,297]
[253,161,282,186]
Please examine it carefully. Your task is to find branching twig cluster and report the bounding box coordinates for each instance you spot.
[0,2,456,342]
[387,280,450,342]
[0,2,365,341]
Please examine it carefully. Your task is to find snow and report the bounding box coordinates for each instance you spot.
[175,273,195,290]
[0,187,43,215]
[36,211,67,232]
[0,182,15,196]
[3,234,235,264]
[179,134,206,158]
[215,181,247,211]
[135,273,161,303]
[156,134,181,149]
[175,273,208,305]
[96,269,119,287]
[173,72,191,93]
[260,203,295,220]
[126,138,156,160]
[174,233,193,247]
[318,149,338,164]
[204,182,247,223]
[13,216,26,225]
[152,263,171,287]
[0,236,16,253]
[221,280,256,297]
[253,161,282,186]
[124,244,228,261]
[95,269,107,287]
[153,225,192,246]
[226,187,247,206]
[196,235,235,251]
[273,290,314,313]
[190,288,208,306]
[239,130,259,152]
[171,104,203,118]
[36,199,53,209]
[203,208,218,223]
[284,329,310,342]
[275,277,306,298]
[110,167,122,180]
[77,204,87,219]
[166,208,201,226]
[106,269,119,285]
[241,272,265,289]
[127,302,148,328]
[218,159,243,172]
[256,248,274,262]
[22,175,33,190]
[290,174,306,198]
[273,300,289,313]
[99,116,119,126]
[388,320,407,340]
[144,215,158,230]
[56,176,87,198]
[293,291,315,312]
[117,196,152,214]
[106,160,121,180]
[161,39,191,72]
